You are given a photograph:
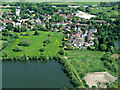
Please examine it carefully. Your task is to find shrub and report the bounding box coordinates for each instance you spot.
[100,44,107,51]
[59,50,64,55]
[2,41,8,48]
[18,40,31,46]
[13,46,23,52]
[39,47,45,52]
[2,51,8,57]
[53,55,60,60]
[79,73,85,78]
[34,30,39,35]
[44,38,51,44]
[49,56,53,60]
[65,45,73,50]
[40,55,47,61]
[23,33,29,36]
[13,33,19,38]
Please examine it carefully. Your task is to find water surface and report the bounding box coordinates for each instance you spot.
[114,40,120,48]
[2,60,73,88]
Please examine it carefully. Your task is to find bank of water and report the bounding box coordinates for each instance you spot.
[2,60,73,88]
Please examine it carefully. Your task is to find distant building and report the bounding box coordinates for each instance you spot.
[16,6,20,16]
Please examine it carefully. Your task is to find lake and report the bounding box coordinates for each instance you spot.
[114,40,120,48]
[2,60,73,88]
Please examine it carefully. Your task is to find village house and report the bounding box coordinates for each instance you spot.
[16,6,20,16]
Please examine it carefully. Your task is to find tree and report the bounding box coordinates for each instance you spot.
[13,46,23,52]
[100,44,107,51]
[33,26,38,31]
[86,7,91,12]
[42,27,48,31]
[45,23,50,29]
[6,23,14,30]
[59,50,64,55]
[49,23,52,28]
[94,39,99,49]
[21,26,28,32]
[44,38,51,44]
[40,47,45,52]
[92,86,97,88]
[67,17,71,21]
[2,51,8,57]
[18,40,31,46]
[34,30,39,35]
[13,33,19,38]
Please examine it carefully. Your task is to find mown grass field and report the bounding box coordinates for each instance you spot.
[2,31,64,57]
[64,50,105,76]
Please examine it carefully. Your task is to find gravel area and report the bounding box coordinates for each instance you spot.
[84,72,117,88]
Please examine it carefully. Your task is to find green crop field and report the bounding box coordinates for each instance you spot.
[2,31,64,57]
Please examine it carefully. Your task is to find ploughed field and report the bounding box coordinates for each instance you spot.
[2,31,64,57]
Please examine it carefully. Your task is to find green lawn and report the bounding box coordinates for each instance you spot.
[64,50,105,76]
[2,31,64,57]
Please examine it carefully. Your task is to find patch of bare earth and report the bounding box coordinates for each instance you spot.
[84,72,117,88]
[112,54,120,59]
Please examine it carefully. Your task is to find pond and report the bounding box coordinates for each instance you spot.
[2,60,73,88]
[114,40,120,48]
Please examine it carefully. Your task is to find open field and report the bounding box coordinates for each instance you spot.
[64,50,105,75]
[90,7,118,17]
[1,9,11,13]
[2,31,64,57]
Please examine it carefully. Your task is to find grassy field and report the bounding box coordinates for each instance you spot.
[64,50,105,76]
[1,9,11,13]
[90,7,118,17]
[2,31,64,57]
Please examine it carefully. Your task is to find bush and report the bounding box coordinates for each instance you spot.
[2,36,9,41]
[59,50,64,55]
[44,38,51,44]
[2,41,8,48]
[2,51,8,57]
[49,56,53,60]
[13,33,19,38]
[34,30,39,35]
[64,45,73,50]
[18,40,31,46]
[40,55,47,61]
[23,33,29,36]
[39,47,45,52]
[13,46,23,52]
[79,73,85,78]
[100,44,107,51]
[53,55,60,60]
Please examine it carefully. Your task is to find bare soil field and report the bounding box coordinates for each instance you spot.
[84,72,117,88]
[75,11,96,19]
